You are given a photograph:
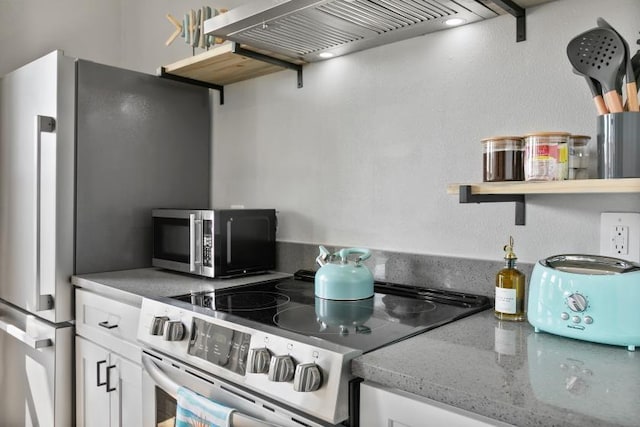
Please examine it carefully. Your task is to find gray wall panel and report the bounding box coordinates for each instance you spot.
[75,60,210,274]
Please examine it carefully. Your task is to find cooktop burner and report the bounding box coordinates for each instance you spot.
[190,291,291,311]
[172,270,491,353]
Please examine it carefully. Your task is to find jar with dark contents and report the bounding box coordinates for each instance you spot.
[481,136,524,182]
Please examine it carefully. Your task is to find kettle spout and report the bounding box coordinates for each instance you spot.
[316,245,331,266]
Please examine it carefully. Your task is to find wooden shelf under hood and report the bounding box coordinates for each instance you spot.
[159,42,305,104]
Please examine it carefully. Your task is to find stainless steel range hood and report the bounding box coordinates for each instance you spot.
[204,0,524,62]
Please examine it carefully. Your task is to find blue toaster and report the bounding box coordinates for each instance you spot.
[527,254,640,351]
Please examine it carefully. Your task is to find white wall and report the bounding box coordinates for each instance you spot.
[0,0,244,75]
[2,0,639,263]
[210,0,640,262]
[0,0,122,75]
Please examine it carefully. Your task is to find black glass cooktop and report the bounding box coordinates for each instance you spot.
[173,270,491,353]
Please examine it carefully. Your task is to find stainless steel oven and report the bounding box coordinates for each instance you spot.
[141,349,331,427]
[152,209,276,278]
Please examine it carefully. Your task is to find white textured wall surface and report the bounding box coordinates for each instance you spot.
[211,0,640,262]
[3,0,639,263]
[0,0,122,76]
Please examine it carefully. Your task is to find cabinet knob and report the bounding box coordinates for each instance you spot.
[150,316,169,335]
[293,363,322,392]
[247,347,271,374]
[163,320,185,341]
[268,355,295,382]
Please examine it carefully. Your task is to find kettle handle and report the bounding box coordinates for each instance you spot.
[338,248,371,264]
[316,245,331,266]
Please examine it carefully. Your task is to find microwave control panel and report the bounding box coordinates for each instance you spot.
[203,220,212,267]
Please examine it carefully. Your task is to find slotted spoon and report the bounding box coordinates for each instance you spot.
[572,69,608,115]
[567,27,626,113]
[597,18,639,111]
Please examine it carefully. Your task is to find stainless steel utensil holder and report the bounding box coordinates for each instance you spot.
[597,112,640,178]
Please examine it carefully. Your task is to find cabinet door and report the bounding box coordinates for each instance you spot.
[110,354,143,427]
[360,382,509,427]
[76,336,111,427]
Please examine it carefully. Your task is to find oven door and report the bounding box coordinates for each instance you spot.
[141,350,332,427]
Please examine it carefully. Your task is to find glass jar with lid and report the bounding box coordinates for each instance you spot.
[481,136,524,182]
[523,132,571,181]
[569,135,591,179]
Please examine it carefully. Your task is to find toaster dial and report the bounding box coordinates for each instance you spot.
[566,293,588,312]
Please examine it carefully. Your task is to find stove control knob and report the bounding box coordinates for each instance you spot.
[163,320,185,341]
[268,355,295,382]
[247,348,271,374]
[293,363,322,392]
[150,316,169,336]
[567,293,587,312]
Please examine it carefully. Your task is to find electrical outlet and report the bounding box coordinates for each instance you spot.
[600,213,640,263]
[612,225,629,255]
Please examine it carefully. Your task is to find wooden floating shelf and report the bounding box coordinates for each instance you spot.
[448,178,640,226]
[447,178,640,196]
[160,42,305,87]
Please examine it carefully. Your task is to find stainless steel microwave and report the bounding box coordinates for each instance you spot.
[152,209,276,278]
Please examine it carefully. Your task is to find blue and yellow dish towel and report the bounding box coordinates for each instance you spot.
[176,387,235,427]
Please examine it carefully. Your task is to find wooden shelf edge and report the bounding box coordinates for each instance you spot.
[162,43,236,73]
[447,178,640,195]
[160,42,305,87]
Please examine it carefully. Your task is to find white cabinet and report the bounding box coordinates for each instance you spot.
[360,382,512,427]
[75,289,143,427]
[76,336,110,427]
[76,337,143,427]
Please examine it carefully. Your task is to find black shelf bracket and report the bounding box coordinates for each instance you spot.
[233,43,304,88]
[459,185,526,226]
[492,0,526,42]
[159,67,225,105]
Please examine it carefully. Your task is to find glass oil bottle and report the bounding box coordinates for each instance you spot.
[494,236,526,321]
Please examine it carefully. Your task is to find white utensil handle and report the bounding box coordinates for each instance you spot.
[0,317,52,349]
[34,115,55,312]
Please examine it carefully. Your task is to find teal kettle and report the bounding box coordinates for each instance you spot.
[314,246,374,300]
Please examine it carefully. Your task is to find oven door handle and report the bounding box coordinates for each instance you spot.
[141,354,278,427]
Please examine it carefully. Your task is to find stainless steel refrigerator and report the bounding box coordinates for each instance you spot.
[0,50,210,426]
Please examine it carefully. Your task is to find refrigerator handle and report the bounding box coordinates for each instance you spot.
[0,317,53,349]
[35,115,55,312]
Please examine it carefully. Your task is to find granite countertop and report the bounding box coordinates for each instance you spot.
[72,267,291,306]
[352,310,640,427]
[73,268,639,427]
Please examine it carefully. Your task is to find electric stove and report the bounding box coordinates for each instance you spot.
[172,269,490,353]
[137,270,491,426]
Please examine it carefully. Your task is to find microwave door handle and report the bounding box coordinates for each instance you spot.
[141,354,278,427]
[189,214,196,272]
[227,220,232,264]
[34,115,55,312]
[194,219,203,266]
